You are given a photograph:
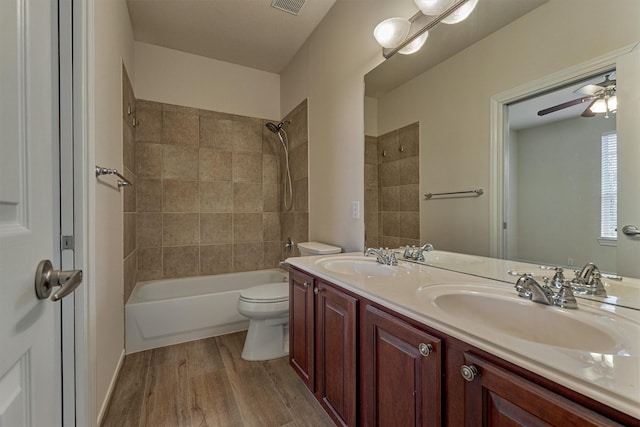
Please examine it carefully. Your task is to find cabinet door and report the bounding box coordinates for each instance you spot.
[461,353,623,427]
[315,281,358,427]
[362,305,442,427]
[289,268,315,390]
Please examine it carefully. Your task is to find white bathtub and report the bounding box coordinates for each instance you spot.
[125,269,288,354]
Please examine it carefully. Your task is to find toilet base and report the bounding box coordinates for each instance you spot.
[241,316,289,361]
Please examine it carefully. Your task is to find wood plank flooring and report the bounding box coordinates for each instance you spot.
[101,332,334,427]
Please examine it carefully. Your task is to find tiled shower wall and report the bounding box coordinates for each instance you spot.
[132,98,309,282]
[123,66,137,302]
[365,122,420,249]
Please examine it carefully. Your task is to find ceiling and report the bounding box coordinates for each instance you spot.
[126,0,336,74]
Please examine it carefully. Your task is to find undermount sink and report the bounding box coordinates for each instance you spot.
[418,284,639,355]
[315,256,411,278]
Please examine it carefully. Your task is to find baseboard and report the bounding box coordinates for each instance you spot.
[96,349,126,425]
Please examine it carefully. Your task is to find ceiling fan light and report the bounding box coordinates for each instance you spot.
[607,95,618,112]
[414,0,455,15]
[590,98,607,114]
[399,32,429,55]
[374,17,411,49]
[442,0,478,24]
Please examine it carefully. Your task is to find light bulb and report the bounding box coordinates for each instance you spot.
[442,0,478,24]
[399,32,429,55]
[374,17,411,49]
[607,95,617,112]
[590,98,607,113]
[414,0,455,15]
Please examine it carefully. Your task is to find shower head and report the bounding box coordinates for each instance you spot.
[265,120,290,134]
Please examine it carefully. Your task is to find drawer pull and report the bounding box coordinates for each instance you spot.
[418,343,433,357]
[314,287,321,295]
[460,364,479,382]
[303,281,310,288]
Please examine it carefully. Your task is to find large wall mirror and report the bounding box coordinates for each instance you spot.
[364,0,640,308]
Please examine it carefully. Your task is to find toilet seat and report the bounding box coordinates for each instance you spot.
[239,282,288,303]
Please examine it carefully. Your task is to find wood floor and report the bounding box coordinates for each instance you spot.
[101,331,334,427]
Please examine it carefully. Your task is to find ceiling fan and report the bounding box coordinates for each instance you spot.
[537,74,617,118]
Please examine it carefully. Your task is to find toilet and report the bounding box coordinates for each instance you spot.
[237,241,341,361]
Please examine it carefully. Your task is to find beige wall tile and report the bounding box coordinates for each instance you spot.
[233,213,263,242]
[365,208,378,240]
[232,118,262,153]
[163,246,199,278]
[124,250,137,303]
[379,161,400,187]
[137,142,162,178]
[123,118,135,172]
[123,167,136,213]
[163,213,199,246]
[399,156,419,185]
[163,104,199,115]
[124,213,137,258]
[138,247,163,281]
[382,212,399,237]
[399,123,419,159]
[365,187,378,213]
[233,183,263,212]
[263,212,281,241]
[137,179,162,212]
[162,145,199,180]
[263,241,282,269]
[200,116,233,151]
[287,101,308,150]
[289,143,308,181]
[135,103,162,143]
[163,110,199,146]
[233,152,263,183]
[200,182,233,213]
[122,64,134,120]
[398,212,420,239]
[365,136,378,165]
[200,244,232,275]
[262,126,280,156]
[379,130,400,163]
[399,238,420,247]
[263,183,279,212]
[292,178,308,212]
[399,184,420,212]
[163,180,199,212]
[365,164,378,189]
[263,155,279,185]
[382,236,400,248]
[381,186,400,212]
[293,212,309,246]
[137,213,162,248]
[281,212,294,242]
[200,213,232,244]
[233,242,263,271]
[199,149,232,182]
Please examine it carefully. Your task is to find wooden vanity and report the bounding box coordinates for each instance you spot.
[288,262,639,427]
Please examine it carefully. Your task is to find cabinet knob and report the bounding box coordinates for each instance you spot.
[460,364,480,382]
[314,287,321,295]
[418,343,433,357]
[303,281,310,288]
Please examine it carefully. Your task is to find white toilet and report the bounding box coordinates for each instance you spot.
[237,241,341,361]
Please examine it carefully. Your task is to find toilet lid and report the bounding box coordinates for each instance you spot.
[239,282,289,303]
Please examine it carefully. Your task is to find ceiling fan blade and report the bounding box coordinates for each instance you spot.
[575,84,602,96]
[537,96,592,116]
[581,99,598,117]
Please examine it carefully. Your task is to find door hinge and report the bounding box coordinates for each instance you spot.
[61,235,74,250]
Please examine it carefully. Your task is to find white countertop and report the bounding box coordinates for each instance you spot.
[286,252,640,419]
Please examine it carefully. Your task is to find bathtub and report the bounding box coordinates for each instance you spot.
[125,269,288,354]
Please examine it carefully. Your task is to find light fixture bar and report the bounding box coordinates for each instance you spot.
[383,0,470,59]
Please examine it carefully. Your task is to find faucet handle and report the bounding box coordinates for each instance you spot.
[553,281,578,309]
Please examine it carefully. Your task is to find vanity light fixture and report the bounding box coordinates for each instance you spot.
[374,0,478,59]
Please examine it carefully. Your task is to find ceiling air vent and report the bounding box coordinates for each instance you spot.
[271,0,306,16]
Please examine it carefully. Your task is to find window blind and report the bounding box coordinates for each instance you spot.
[601,131,617,239]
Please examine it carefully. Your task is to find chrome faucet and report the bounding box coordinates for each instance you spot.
[402,243,434,262]
[513,273,578,309]
[365,247,398,266]
[571,263,606,296]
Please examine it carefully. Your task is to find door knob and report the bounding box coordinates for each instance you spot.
[35,260,83,301]
[622,225,640,236]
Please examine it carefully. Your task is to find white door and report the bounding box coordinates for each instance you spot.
[1,1,63,426]
[616,43,640,278]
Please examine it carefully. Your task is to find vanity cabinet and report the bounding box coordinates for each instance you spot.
[289,268,358,426]
[361,305,442,427]
[459,352,623,427]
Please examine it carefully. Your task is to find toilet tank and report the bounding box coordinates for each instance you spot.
[297,241,342,257]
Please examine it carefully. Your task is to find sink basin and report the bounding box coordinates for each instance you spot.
[316,256,411,278]
[418,284,638,355]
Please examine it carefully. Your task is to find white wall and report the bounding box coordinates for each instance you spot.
[134,42,280,119]
[280,1,416,251]
[514,116,616,271]
[364,96,378,137]
[90,0,134,423]
[376,0,640,255]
